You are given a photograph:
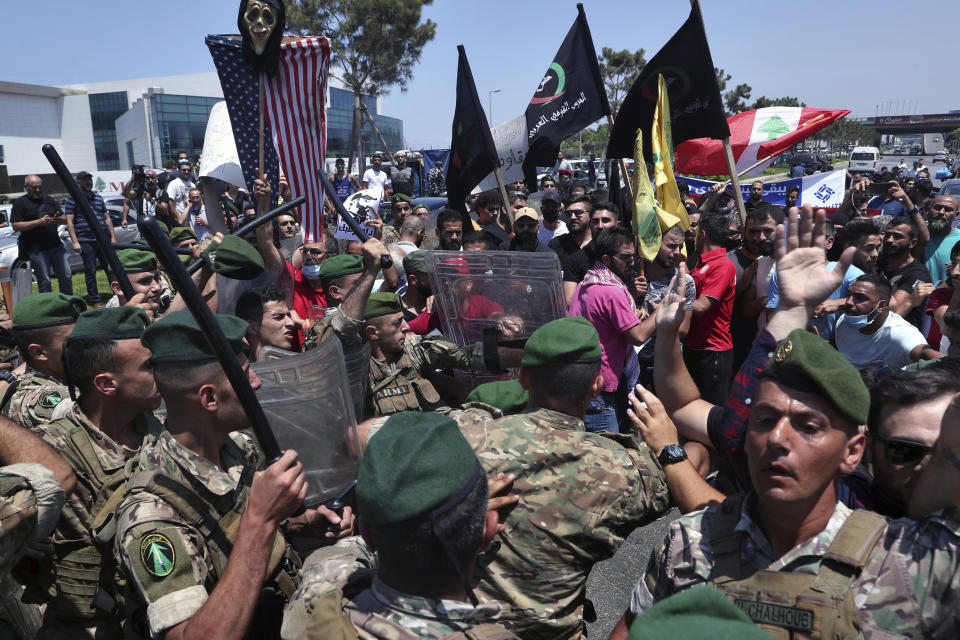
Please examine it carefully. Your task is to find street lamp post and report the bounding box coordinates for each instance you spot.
[488,88,502,124]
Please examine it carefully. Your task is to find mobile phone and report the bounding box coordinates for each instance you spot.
[867,182,894,196]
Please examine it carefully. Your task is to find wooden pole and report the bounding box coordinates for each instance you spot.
[347,102,359,177]
[493,166,514,234]
[606,114,634,202]
[258,74,265,186]
[736,154,776,178]
[362,107,392,160]
[723,139,747,224]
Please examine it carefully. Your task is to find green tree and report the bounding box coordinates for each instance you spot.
[724,83,752,115]
[714,67,731,93]
[287,0,437,159]
[750,96,806,110]
[599,48,646,116]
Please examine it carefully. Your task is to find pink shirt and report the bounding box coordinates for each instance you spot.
[568,282,640,392]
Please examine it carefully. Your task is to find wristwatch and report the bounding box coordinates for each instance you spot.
[658,444,688,466]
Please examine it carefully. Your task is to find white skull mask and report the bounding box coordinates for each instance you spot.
[243,0,277,56]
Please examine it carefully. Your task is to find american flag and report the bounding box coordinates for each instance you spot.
[206,34,330,242]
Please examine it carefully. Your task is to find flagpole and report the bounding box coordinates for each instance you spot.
[493,167,514,233]
[686,0,746,223]
[258,73,266,187]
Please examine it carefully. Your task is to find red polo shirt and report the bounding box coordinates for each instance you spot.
[686,248,736,351]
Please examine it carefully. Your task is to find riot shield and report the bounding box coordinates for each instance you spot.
[253,336,360,507]
[10,259,33,312]
[424,250,565,386]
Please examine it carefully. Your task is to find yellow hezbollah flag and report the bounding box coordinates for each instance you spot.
[652,73,689,231]
[632,130,682,262]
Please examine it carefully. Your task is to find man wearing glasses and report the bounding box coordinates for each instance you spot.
[548,195,594,305]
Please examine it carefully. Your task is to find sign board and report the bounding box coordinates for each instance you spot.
[334,187,383,241]
[475,115,528,193]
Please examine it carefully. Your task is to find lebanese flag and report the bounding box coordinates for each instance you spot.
[674,107,850,176]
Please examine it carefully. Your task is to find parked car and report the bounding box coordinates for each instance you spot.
[791,151,818,175]
[933,151,948,164]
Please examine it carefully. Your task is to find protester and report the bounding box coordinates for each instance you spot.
[361,152,390,196]
[921,195,960,285]
[435,208,464,250]
[878,215,933,328]
[389,151,414,196]
[65,170,116,306]
[11,175,72,294]
[330,157,360,198]
[536,190,567,246]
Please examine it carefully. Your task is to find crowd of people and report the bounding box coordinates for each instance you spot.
[0,145,958,640]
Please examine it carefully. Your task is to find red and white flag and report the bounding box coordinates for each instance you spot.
[674,107,850,176]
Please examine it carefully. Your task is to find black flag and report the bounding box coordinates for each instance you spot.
[606,1,730,159]
[522,3,610,188]
[446,45,498,214]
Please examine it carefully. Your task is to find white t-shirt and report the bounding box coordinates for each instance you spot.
[835,311,925,370]
[188,205,211,242]
[362,168,390,194]
[538,220,568,246]
[166,177,196,214]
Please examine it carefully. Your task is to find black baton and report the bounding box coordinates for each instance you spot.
[138,215,284,462]
[42,144,135,300]
[186,196,307,275]
[317,171,393,269]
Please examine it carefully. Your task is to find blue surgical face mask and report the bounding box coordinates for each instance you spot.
[845,301,880,329]
[301,263,322,279]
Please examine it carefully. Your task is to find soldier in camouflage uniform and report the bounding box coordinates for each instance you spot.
[362,293,521,416]
[104,248,174,317]
[443,317,671,640]
[282,412,519,640]
[20,307,163,638]
[114,311,345,639]
[3,293,87,429]
[299,251,380,353]
[616,329,960,639]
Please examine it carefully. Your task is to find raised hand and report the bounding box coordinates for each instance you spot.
[655,262,688,335]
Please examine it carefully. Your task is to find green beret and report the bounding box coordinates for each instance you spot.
[205,235,265,280]
[155,219,170,236]
[390,193,412,206]
[357,412,483,524]
[759,329,869,426]
[465,380,529,414]
[141,310,248,364]
[317,254,364,281]
[168,227,198,246]
[67,307,149,342]
[522,317,602,368]
[402,250,428,276]
[628,586,771,640]
[12,293,87,330]
[117,248,157,274]
[364,292,402,320]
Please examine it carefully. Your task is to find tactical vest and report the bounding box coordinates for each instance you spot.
[300,570,520,640]
[123,466,301,635]
[368,352,441,416]
[706,495,889,640]
[16,419,132,626]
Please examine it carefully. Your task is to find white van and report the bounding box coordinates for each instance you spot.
[849,146,880,174]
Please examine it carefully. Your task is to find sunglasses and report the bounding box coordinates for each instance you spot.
[565,208,588,217]
[874,434,934,465]
[301,248,327,258]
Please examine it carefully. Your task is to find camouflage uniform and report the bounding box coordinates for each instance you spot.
[450,407,671,640]
[2,366,72,430]
[301,307,364,352]
[105,273,173,311]
[282,537,518,640]
[368,335,483,416]
[631,492,960,638]
[22,404,162,638]
[115,429,299,639]
[381,224,400,247]
[0,463,64,575]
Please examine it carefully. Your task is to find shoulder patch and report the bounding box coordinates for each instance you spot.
[140,532,175,577]
[39,391,62,408]
[774,339,792,363]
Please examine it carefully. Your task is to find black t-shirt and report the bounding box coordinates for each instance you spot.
[481,223,509,246]
[726,249,761,363]
[11,194,61,252]
[549,235,594,283]
[879,258,932,328]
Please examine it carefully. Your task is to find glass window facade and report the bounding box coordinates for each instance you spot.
[150,94,221,167]
[327,87,403,158]
[89,91,129,171]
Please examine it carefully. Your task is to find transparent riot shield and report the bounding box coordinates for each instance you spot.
[253,336,361,507]
[424,250,565,386]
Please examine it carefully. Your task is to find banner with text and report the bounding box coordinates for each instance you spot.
[334,187,382,241]
[678,169,846,209]
[476,115,528,193]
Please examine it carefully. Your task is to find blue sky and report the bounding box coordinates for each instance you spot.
[6,1,959,149]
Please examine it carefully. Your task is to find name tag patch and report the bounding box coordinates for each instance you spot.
[735,599,814,632]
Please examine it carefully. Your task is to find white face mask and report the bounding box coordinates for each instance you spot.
[845,301,880,329]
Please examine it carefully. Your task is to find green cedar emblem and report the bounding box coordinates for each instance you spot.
[140,533,175,577]
[94,177,107,193]
[39,391,62,409]
[757,114,792,141]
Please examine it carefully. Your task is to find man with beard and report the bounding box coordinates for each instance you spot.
[685,214,738,405]
[399,250,441,335]
[878,216,933,328]
[536,191,567,246]
[783,186,799,210]
[549,196,593,305]
[389,151,414,197]
[434,208,464,251]
[685,211,701,270]
[728,205,783,373]
[568,227,650,432]
[504,208,551,252]
[834,274,942,371]
[744,181,769,212]
[842,218,882,273]
[921,195,960,284]
[11,175,72,294]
